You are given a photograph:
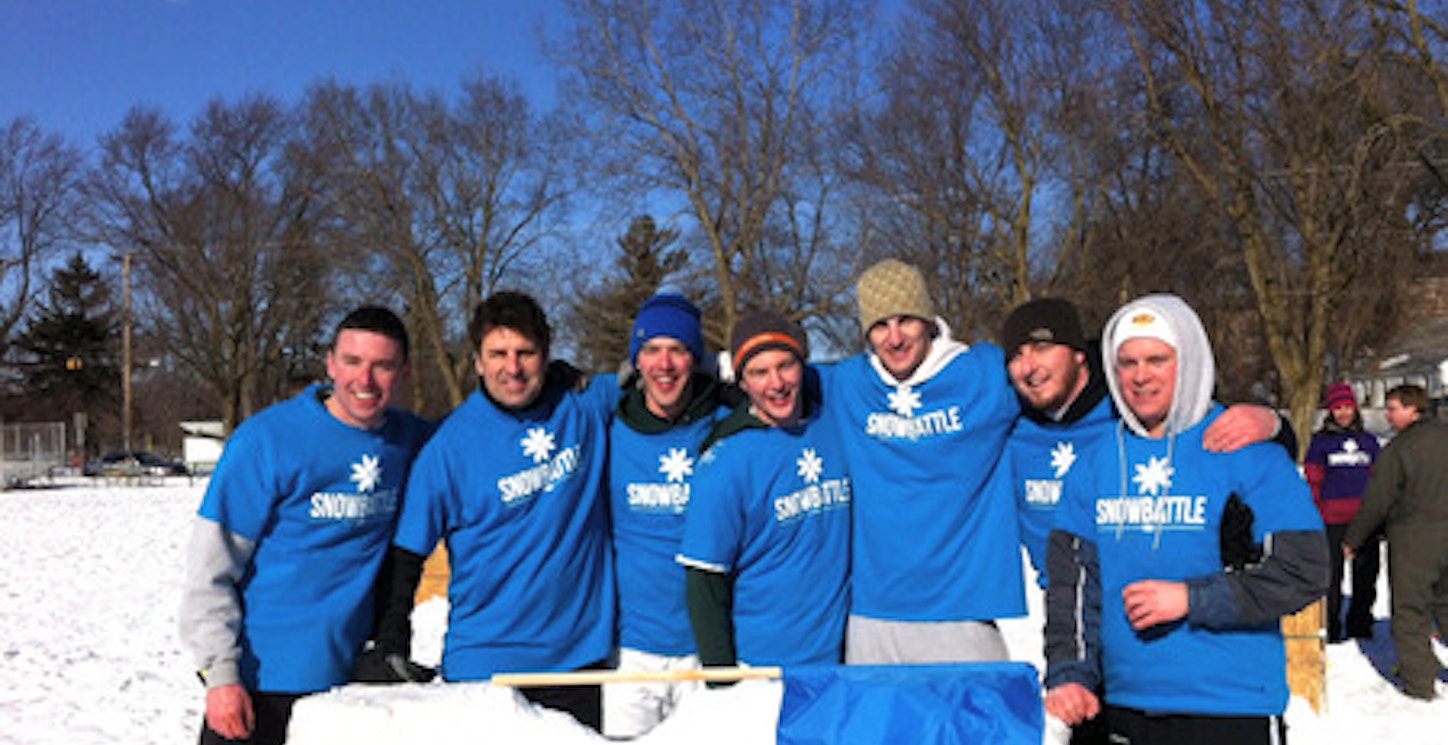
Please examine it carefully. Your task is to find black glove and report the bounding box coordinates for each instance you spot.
[547,359,589,392]
[353,646,437,684]
[1220,492,1264,572]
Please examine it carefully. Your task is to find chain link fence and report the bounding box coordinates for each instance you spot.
[1,422,68,488]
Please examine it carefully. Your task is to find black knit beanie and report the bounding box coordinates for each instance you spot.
[1000,297,1088,352]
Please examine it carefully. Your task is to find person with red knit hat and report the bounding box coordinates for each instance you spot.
[1304,382,1382,642]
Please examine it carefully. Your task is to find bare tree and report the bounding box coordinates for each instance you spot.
[1114,0,1434,448]
[853,0,1127,338]
[910,0,1058,311]
[1369,0,1448,122]
[848,3,990,335]
[554,0,871,335]
[0,118,84,361]
[302,77,571,410]
[85,100,335,433]
[299,81,442,409]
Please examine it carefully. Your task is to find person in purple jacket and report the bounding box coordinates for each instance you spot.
[1304,382,1381,642]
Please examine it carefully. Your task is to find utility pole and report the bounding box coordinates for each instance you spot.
[122,252,133,454]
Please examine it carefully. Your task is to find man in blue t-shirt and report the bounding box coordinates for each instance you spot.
[678,311,852,671]
[1043,294,1328,744]
[606,292,735,738]
[823,258,1023,664]
[365,291,617,732]
[179,306,432,745]
[1002,297,1285,745]
[1002,298,1119,590]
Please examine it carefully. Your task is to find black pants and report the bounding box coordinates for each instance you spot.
[1105,706,1286,745]
[1326,523,1380,639]
[1070,705,1110,745]
[517,660,607,732]
[198,692,302,745]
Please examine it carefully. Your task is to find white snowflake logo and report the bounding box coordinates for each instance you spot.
[350,454,381,493]
[1132,455,1175,496]
[796,448,824,484]
[521,427,556,464]
[658,447,694,483]
[888,387,922,418]
[1049,442,1077,479]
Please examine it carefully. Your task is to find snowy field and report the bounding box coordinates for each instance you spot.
[0,479,1443,744]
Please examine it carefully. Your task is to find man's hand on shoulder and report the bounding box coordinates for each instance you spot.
[1203,404,1279,453]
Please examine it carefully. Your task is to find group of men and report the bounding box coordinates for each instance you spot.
[182,258,1358,745]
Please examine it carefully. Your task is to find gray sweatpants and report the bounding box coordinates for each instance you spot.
[845,613,1010,664]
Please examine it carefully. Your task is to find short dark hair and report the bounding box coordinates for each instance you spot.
[1387,384,1429,416]
[333,306,409,361]
[469,291,551,354]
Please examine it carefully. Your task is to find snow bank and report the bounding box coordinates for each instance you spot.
[0,480,1443,745]
[288,677,781,745]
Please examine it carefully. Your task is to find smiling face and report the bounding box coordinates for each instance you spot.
[1008,341,1088,413]
[867,315,933,382]
[739,348,804,427]
[1114,337,1178,438]
[325,329,410,430]
[636,337,696,420]
[475,326,546,409]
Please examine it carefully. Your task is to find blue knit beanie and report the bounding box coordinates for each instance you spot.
[630,293,705,364]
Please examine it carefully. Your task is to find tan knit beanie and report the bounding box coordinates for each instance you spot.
[856,259,934,332]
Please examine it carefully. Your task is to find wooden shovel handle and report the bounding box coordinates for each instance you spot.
[490,666,783,687]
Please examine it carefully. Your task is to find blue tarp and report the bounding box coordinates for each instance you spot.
[777,663,1043,744]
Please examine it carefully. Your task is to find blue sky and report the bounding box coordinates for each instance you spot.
[1,0,562,146]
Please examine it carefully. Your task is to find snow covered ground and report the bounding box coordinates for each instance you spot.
[0,479,1443,744]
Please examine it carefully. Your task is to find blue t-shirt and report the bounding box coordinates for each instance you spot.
[820,344,1025,622]
[1008,395,1116,586]
[392,376,618,680]
[677,409,851,666]
[197,384,433,693]
[1057,406,1325,716]
[610,411,722,656]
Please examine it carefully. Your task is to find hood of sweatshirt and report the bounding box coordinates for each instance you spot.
[1102,294,1216,438]
[868,317,968,389]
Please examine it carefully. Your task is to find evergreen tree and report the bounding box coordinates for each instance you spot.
[568,216,685,372]
[12,252,120,439]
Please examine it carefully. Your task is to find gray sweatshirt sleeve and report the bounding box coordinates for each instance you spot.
[1186,530,1330,628]
[178,515,256,689]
